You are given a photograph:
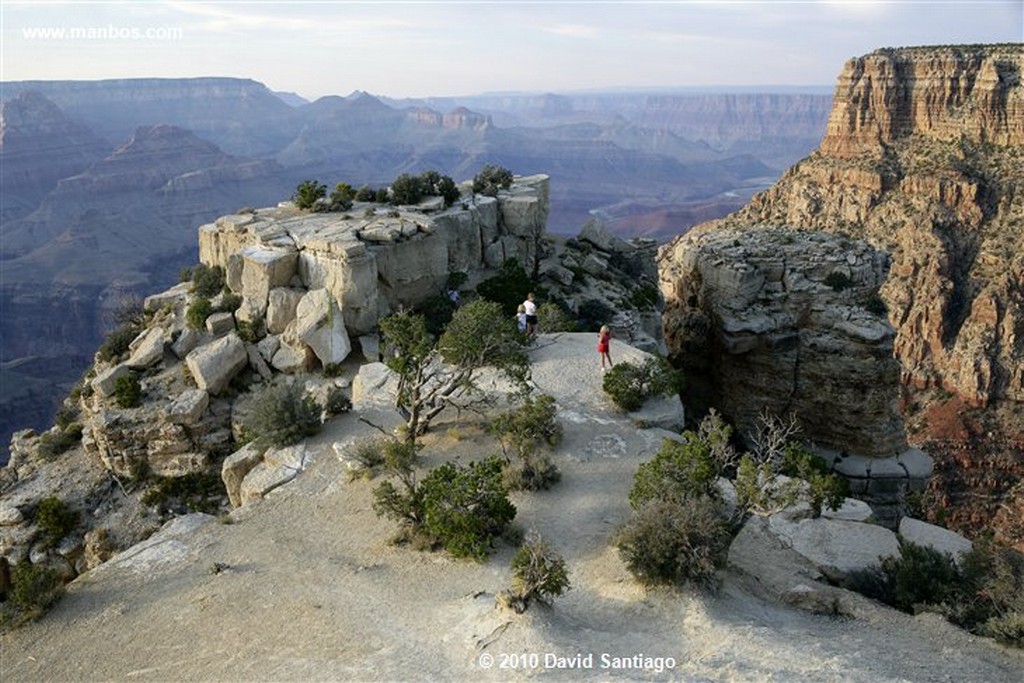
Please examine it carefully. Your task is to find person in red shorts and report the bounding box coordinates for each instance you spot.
[598,324,613,371]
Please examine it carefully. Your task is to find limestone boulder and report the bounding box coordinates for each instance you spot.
[238,444,311,505]
[185,333,248,395]
[266,287,304,334]
[171,328,201,359]
[91,364,132,398]
[205,312,235,336]
[239,246,298,317]
[898,517,973,562]
[352,362,398,408]
[222,442,266,508]
[579,217,631,253]
[166,389,209,425]
[256,335,280,361]
[126,327,166,369]
[767,514,901,578]
[144,282,191,313]
[294,288,351,366]
[270,339,314,374]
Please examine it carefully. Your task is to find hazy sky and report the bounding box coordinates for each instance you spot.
[2,1,1021,99]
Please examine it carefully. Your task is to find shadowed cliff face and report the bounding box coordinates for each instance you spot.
[660,44,1024,548]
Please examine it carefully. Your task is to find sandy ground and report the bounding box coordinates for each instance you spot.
[2,334,1023,682]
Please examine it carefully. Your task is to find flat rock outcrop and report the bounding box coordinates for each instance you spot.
[660,226,905,458]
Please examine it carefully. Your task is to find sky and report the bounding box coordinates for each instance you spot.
[1,1,1021,100]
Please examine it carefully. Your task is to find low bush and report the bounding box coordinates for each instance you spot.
[374,455,516,561]
[141,472,225,514]
[420,458,516,560]
[536,302,577,333]
[498,532,571,613]
[492,392,562,490]
[293,179,327,210]
[476,258,534,316]
[190,264,226,298]
[733,411,845,518]
[35,496,80,548]
[630,431,729,509]
[345,437,391,481]
[240,382,322,448]
[186,296,213,330]
[472,165,513,197]
[97,324,140,362]
[615,495,730,589]
[575,298,614,332]
[602,356,682,411]
[629,283,661,311]
[324,386,352,416]
[824,271,854,291]
[845,539,1024,648]
[36,423,83,461]
[114,373,142,409]
[1,561,63,629]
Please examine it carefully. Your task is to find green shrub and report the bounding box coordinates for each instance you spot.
[35,496,80,548]
[629,283,661,311]
[186,296,213,330]
[492,394,562,491]
[631,434,722,508]
[141,472,225,514]
[615,495,730,589]
[293,179,327,209]
[390,173,425,205]
[217,292,242,313]
[863,295,888,316]
[498,532,571,613]
[36,423,83,461]
[355,185,377,202]
[476,258,534,316]
[374,455,516,561]
[190,264,226,298]
[236,319,260,343]
[420,457,516,560]
[602,356,682,411]
[416,293,457,337]
[375,188,390,203]
[113,372,142,409]
[472,165,513,197]
[576,298,614,332]
[324,386,351,416]
[240,382,322,447]
[2,561,63,628]
[97,324,139,362]
[329,182,355,211]
[346,437,391,481]
[780,444,848,516]
[536,302,577,333]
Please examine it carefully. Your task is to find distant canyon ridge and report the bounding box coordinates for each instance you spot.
[0,77,832,456]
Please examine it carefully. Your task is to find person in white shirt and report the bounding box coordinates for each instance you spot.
[522,292,538,335]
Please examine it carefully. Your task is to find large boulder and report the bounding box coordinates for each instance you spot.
[91,364,132,398]
[165,389,209,425]
[239,246,298,317]
[352,362,398,408]
[898,517,973,562]
[238,444,311,505]
[126,327,166,369]
[767,513,901,578]
[185,333,248,395]
[222,442,266,508]
[266,287,304,334]
[294,288,351,366]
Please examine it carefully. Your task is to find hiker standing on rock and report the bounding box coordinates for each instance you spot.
[598,324,613,370]
[522,292,538,336]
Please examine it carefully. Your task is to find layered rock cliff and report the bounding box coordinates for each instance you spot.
[660,44,1024,545]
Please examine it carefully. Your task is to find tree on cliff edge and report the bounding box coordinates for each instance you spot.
[379,299,530,445]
